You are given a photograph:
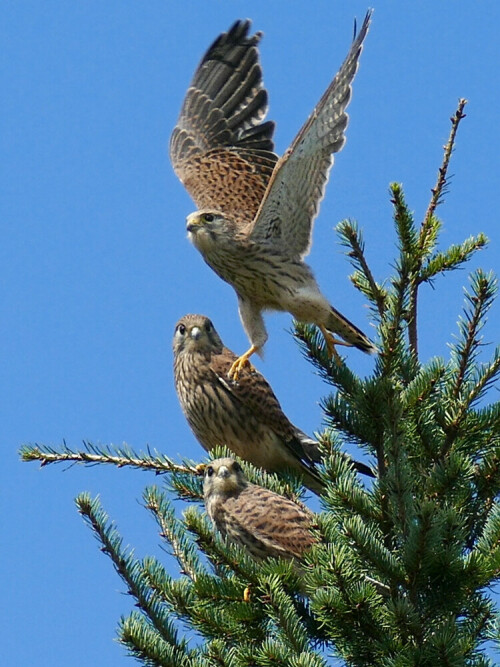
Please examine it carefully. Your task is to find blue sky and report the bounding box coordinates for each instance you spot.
[3,1,500,664]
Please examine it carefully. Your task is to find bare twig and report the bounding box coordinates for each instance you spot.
[424,99,468,229]
[408,99,468,357]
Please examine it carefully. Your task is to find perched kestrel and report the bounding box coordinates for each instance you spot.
[170,13,376,377]
[173,314,373,495]
[203,457,316,562]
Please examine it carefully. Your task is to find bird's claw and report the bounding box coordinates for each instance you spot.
[228,356,251,380]
[319,326,353,366]
[328,341,343,367]
[228,345,259,380]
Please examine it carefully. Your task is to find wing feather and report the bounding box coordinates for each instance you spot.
[248,10,372,256]
[210,349,323,474]
[170,20,278,226]
[223,485,315,560]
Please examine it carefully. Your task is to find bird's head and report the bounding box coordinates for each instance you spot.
[173,314,223,357]
[186,211,232,252]
[203,457,247,498]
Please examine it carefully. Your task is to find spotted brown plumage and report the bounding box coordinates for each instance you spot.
[173,314,374,495]
[203,458,316,561]
[170,20,277,228]
[170,14,376,376]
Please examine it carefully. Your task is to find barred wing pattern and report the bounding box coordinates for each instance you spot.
[216,483,316,560]
[204,459,316,562]
[249,10,372,257]
[170,20,278,227]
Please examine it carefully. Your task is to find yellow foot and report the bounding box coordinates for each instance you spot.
[319,326,353,366]
[228,345,259,380]
[243,585,252,602]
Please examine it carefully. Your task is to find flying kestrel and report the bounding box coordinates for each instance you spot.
[173,314,373,495]
[203,457,316,562]
[170,13,376,378]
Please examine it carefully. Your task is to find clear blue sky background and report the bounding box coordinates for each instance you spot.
[3,1,499,665]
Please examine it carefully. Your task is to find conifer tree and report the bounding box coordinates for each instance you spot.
[22,100,500,665]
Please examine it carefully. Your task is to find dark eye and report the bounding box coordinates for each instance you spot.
[206,466,214,477]
[177,323,186,335]
[232,461,242,473]
[203,213,214,222]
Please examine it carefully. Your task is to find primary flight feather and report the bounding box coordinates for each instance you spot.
[170,13,375,377]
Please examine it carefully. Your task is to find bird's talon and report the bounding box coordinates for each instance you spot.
[228,357,249,380]
[319,326,345,366]
[243,585,252,602]
[331,346,343,367]
[228,345,259,380]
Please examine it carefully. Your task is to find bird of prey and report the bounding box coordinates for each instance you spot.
[173,314,373,495]
[203,457,316,562]
[170,12,376,378]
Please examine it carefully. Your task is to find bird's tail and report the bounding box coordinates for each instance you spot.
[292,429,375,496]
[327,305,376,354]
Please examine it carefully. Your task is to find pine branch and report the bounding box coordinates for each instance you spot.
[186,575,267,645]
[382,183,415,371]
[293,322,366,397]
[475,504,500,558]
[140,561,197,623]
[444,271,499,443]
[258,574,311,655]
[144,486,202,581]
[196,640,236,667]
[400,358,446,408]
[420,234,488,283]
[452,271,498,397]
[462,350,500,414]
[119,611,194,667]
[318,452,380,523]
[342,515,405,584]
[392,183,418,258]
[75,493,190,662]
[408,99,468,356]
[308,552,386,665]
[20,440,200,476]
[236,637,324,667]
[467,402,500,436]
[337,218,388,317]
[425,100,468,227]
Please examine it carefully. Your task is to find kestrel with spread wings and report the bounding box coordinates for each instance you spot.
[170,13,375,378]
[173,314,374,495]
[203,458,316,562]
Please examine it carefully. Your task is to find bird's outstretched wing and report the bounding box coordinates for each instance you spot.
[248,10,372,257]
[170,20,278,227]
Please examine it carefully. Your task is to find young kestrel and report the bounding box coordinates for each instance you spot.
[203,458,316,562]
[170,13,376,378]
[173,314,373,495]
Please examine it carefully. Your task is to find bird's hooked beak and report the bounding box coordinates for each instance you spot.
[190,326,202,341]
[218,465,230,479]
[186,213,201,233]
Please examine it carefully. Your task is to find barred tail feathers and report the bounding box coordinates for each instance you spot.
[293,428,375,483]
[327,305,376,354]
